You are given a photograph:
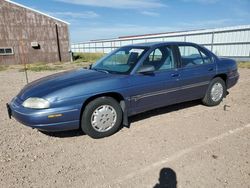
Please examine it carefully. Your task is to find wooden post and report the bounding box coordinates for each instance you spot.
[20,40,29,84]
[55,24,62,62]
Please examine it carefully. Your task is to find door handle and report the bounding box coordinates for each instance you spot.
[171,73,180,77]
[208,67,214,71]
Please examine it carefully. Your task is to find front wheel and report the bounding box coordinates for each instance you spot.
[202,77,226,106]
[81,97,122,139]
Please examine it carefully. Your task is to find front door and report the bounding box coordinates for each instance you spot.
[128,45,181,115]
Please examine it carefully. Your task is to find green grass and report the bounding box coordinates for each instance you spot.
[238,61,250,69]
[73,53,105,64]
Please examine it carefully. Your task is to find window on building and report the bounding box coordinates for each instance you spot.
[0,48,14,56]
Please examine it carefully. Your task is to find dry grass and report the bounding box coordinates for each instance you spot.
[18,62,65,72]
[73,53,105,64]
[2,62,92,72]
[238,62,250,69]
[0,65,8,72]
[1,59,249,72]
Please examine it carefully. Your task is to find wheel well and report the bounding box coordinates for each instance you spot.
[214,74,227,84]
[84,92,124,105]
[79,92,125,127]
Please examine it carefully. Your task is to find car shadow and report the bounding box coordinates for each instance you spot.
[41,100,201,138]
[153,167,177,188]
[40,129,85,138]
[128,99,201,126]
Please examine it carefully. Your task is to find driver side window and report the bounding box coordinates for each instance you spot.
[142,46,175,71]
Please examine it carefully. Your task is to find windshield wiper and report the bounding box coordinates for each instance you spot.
[91,68,110,74]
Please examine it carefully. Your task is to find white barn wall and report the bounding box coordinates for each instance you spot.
[71,25,250,59]
[164,36,185,42]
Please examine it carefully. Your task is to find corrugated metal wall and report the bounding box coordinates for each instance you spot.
[71,25,250,59]
[0,0,70,65]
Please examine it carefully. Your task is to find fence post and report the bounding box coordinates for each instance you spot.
[211,32,215,52]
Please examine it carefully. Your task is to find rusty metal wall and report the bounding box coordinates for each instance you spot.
[0,0,70,65]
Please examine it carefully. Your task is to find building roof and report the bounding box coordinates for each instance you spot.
[118,25,250,40]
[74,24,250,44]
[118,29,201,39]
[128,41,197,47]
[5,0,70,25]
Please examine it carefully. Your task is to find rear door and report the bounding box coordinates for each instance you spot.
[176,44,216,102]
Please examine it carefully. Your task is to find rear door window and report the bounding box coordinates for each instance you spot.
[178,45,204,67]
[199,49,212,64]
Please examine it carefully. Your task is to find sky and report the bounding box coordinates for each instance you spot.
[12,0,250,43]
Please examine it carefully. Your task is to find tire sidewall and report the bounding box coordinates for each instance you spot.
[204,77,226,106]
[81,97,122,139]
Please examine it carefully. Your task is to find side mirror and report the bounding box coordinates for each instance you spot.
[138,65,155,74]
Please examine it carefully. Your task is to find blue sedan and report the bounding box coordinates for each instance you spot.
[7,42,239,138]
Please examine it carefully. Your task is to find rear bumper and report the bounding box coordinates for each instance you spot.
[7,98,81,132]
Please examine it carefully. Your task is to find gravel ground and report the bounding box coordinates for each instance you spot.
[0,68,250,188]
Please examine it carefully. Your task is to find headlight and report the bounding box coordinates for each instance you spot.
[22,98,50,109]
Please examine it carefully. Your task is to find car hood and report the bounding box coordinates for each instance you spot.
[17,68,114,101]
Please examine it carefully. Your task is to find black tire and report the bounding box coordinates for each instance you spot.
[202,77,226,106]
[81,97,122,139]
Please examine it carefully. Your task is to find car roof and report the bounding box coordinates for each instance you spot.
[127,41,198,48]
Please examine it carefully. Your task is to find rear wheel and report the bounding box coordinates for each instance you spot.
[202,77,226,106]
[81,97,122,139]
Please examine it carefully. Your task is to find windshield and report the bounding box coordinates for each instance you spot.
[91,46,148,74]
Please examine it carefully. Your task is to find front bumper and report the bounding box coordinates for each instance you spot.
[227,74,239,89]
[7,97,81,132]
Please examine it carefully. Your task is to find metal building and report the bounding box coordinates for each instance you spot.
[0,0,70,65]
[71,25,250,60]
